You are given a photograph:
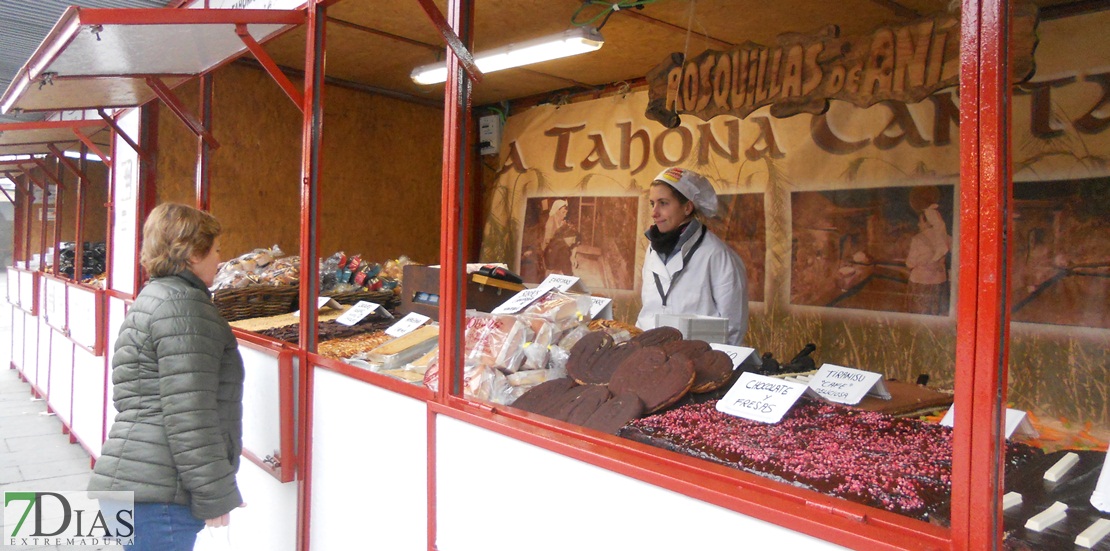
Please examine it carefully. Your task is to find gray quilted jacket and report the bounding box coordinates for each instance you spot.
[89,270,244,520]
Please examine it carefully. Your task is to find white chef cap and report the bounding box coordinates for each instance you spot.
[653,167,719,217]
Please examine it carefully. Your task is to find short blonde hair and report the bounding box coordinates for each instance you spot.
[140,203,221,278]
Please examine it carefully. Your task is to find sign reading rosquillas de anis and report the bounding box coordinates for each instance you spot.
[645,3,1039,127]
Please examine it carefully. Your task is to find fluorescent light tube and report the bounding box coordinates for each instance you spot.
[411,27,603,85]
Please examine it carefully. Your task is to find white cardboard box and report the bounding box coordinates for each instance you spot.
[655,314,728,343]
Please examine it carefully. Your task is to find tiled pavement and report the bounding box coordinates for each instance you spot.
[1,282,107,550]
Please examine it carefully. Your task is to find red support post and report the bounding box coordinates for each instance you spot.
[414,0,482,84]
[75,144,88,283]
[196,75,213,211]
[51,159,64,277]
[295,3,327,551]
[951,0,1012,549]
[431,0,474,546]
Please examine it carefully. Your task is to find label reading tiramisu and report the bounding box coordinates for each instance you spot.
[716,372,808,423]
[807,364,890,405]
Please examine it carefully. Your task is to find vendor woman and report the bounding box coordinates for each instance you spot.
[636,167,749,345]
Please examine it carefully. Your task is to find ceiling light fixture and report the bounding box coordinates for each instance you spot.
[411,27,604,85]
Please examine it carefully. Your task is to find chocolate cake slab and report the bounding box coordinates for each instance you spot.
[619,398,1041,523]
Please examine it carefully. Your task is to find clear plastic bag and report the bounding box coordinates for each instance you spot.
[463,311,532,373]
[424,361,511,404]
[546,345,570,376]
[211,244,285,290]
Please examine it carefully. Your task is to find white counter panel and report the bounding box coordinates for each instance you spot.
[71,345,106,457]
[193,458,297,551]
[239,345,284,463]
[47,335,73,426]
[435,416,849,551]
[104,297,127,421]
[309,368,428,551]
[11,307,25,373]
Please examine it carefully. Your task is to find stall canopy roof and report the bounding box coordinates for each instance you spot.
[0,0,1095,118]
[0,7,303,114]
[0,119,111,157]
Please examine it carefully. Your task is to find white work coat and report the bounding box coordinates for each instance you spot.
[636,222,749,345]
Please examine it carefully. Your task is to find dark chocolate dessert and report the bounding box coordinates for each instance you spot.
[620,398,1041,523]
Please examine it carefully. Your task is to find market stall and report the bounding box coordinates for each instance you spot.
[0,119,113,457]
[2,1,1107,550]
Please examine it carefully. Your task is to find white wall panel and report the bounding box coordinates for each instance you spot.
[71,345,106,457]
[309,369,428,551]
[435,416,848,551]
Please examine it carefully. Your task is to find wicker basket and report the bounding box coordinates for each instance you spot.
[213,284,300,322]
[323,288,399,309]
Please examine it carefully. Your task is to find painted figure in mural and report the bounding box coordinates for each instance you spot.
[904,186,952,315]
[541,199,580,276]
[89,203,245,551]
[637,168,749,345]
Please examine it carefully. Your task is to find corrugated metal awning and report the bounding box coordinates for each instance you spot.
[1,7,303,114]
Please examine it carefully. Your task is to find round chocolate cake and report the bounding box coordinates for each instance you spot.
[566,331,615,385]
[631,326,683,347]
[583,392,646,435]
[609,348,695,413]
[688,349,734,393]
[510,377,579,416]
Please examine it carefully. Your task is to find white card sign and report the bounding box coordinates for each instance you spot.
[291,297,341,316]
[385,312,431,338]
[716,372,809,424]
[807,364,891,405]
[491,286,551,315]
[588,296,613,320]
[538,273,589,293]
[709,343,756,369]
[1092,453,1110,513]
[939,407,1040,439]
[335,301,381,326]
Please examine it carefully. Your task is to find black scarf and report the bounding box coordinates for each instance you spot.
[645,222,691,259]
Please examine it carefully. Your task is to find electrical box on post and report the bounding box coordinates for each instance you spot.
[478,114,501,156]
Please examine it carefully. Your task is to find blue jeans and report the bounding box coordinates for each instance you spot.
[126,502,204,551]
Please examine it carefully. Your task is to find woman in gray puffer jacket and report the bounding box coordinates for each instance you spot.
[89,203,244,551]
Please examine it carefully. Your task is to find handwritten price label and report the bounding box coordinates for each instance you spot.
[716,372,808,423]
[335,301,381,326]
[385,312,431,338]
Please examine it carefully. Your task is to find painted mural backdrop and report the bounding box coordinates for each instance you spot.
[480,11,1110,427]
[791,185,955,315]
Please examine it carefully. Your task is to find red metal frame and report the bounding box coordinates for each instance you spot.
[0,0,1026,548]
[196,76,213,211]
[146,77,221,149]
[414,0,482,85]
[416,2,1020,551]
[951,0,1012,549]
[67,284,106,357]
[430,1,475,549]
[98,109,143,157]
[235,23,306,110]
[309,353,434,401]
[1,7,305,117]
[234,336,298,484]
[72,129,112,167]
[295,4,327,551]
[40,273,69,335]
[431,400,950,550]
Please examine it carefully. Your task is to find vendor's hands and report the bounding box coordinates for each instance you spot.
[205,502,246,528]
